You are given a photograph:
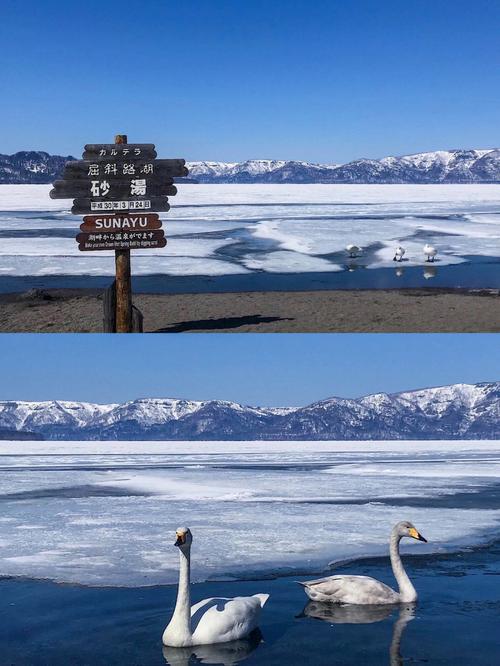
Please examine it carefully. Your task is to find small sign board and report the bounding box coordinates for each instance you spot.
[51,180,177,200]
[63,159,187,179]
[71,197,171,215]
[80,214,162,233]
[83,143,157,160]
[77,230,167,251]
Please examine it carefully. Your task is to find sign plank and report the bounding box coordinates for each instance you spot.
[83,143,157,159]
[80,214,162,232]
[50,180,177,199]
[77,230,167,252]
[63,159,188,179]
[71,197,171,214]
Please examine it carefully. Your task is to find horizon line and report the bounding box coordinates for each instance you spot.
[2,146,498,168]
[0,379,495,409]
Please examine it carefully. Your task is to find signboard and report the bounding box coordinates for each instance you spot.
[80,214,162,232]
[49,135,188,332]
[51,180,177,199]
[83,143,157,160]
[71,197,171,215]
[63,159,187,179]
[77,230,167,251]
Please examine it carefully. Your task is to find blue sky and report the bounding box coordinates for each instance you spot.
[1,0,499,162]
[0,335,498,405]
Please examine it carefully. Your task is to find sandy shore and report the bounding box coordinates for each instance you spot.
[0,287,499,333]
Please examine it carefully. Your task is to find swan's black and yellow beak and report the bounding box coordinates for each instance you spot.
[174,533,186,547]
[409,527,427,543]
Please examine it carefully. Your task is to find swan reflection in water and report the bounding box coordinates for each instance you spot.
[423,266,437,280]
[301,602,415,666]
[162,628,263,666]
[345,261,364,272]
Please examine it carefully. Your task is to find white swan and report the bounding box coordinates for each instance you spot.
[346,244,361,258]
[299,521,427,605]
[162,528,269,647]
[423,244,437,262]
[393,246,405,262]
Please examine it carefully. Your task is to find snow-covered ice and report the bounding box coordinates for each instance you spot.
[0,440,499,586]
[0,185,500,280]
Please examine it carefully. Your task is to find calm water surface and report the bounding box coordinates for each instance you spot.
[2,540,499,665]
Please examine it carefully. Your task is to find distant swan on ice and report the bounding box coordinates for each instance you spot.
[299,521,427,605]
[346,244,361,258]
[423,244,437,262]
[393,246,405,262]
[162,528,269,647]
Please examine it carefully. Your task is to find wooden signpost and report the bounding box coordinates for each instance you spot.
[50,135,188,332]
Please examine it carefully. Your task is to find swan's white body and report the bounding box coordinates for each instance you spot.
[346,244,361,258]
[393,246,405,262]
[423,244,437,262]
[163,528,269,648]
[299,522,426,605]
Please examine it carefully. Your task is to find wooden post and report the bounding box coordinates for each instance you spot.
[103,280,116,333]
[114,134,133,333]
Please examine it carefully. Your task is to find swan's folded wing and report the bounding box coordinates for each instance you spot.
[190,596,264,645]
[301,575,399,605]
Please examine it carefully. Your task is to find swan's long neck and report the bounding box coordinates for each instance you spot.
[390,531,417,602]
[169,546,192,639]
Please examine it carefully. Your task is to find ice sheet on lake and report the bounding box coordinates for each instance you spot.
[242,250,342,273]
[0,440,499,586]
[1,185,500,278]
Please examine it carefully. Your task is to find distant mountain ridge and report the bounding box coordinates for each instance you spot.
[188,150,500,184]
[0,382,498,441]
[0,151,76,184]
[1,148,499,184]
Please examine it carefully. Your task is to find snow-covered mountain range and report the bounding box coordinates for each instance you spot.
[0,382,498,441]
[187,149,500,183]
[0,151,75,184]
[1,149,499,184]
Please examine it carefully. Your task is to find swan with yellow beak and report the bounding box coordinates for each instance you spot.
[299,521,427,605]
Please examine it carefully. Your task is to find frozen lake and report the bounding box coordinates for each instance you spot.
[1,184,500,292]
[0,440,499,586]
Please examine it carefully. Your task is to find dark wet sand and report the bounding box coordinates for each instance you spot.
[0,287,499,332]
[1,540,499,665]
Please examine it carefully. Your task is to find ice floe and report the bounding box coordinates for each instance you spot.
[0,440,498,586]
[1,185,500,280]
